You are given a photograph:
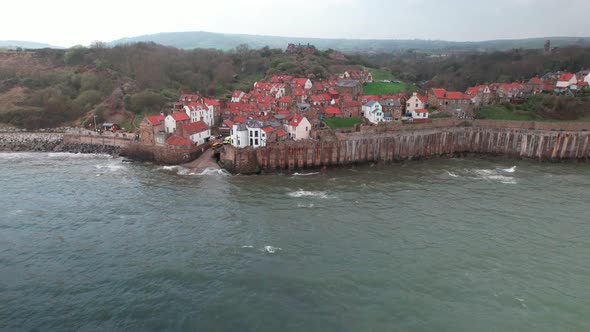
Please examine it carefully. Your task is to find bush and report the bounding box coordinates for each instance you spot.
[125,90,167,114]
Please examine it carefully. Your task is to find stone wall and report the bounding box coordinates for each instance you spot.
[221,126,590,174]
[0,132,64,151]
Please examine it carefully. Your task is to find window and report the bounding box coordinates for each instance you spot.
[407,103,410,107]
[255,139,259,145]
[255,131,259,138]
[415,104,418,108]
[306,126,309,131]
[250,139,253,146]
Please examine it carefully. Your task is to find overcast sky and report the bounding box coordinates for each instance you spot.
[2,0,590,47]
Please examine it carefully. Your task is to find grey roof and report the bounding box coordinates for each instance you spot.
[365,100,378,107]
[383,114,393,119]
[245,120,262,128]
[336,80,360,87]
[236,123,248,131]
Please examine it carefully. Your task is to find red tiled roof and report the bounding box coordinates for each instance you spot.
[432,88,447,99]
[325,107,343,115]
[414,109,429,114]
[166,135,193,146]
[183,121,209,134]
[222,119,234,128]
[445,92,467,100]
[204,98,220,106]
[234,116,246,124]
[147,115,165,126]
[289,114,304,127]
[558,73,575,82]
[279,96,292,103]
[171,112,190,121]
[277,130,287,137]
[262,127,275,133]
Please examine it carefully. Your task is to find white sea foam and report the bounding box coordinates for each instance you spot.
[446,171,459,178]
[95,164,124,172]
[470,169,517,184]
[501,166,517,173]
[297,203,315,208]
[292,172,320,176]
[264,246,282,254]
[241,245,254,249]
[196,168,230,176]
[288,189,328,199]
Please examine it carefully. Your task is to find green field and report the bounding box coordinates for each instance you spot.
[369,68,393,81]
[364,82,417,95]
[324,117,363,129]
[478,106,535,121]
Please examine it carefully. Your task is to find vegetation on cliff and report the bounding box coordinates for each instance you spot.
[362,47,590,91]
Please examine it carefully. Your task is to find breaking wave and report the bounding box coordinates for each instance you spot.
[288,189,328,199]
[292,172,320,176]
[264,246,282,254]
[196,168,231,176]
[95,164,125,172]
[501,166,517,173]
[472,169,517,184]
[446,171,459,178]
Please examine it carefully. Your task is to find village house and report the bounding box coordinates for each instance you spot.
[406,92,428,114]
[139,114,166,145]
[291,78,313,90]
[410,109,429,120]
[341,101,362,118]
[464,85,491,107]
[325,107,344,118]
[231,90,245,103]
[429,89,472,117]
[184,103,215,127]
[335,80,363,96]
[183,121,210,145]
[261,127,275,147]
[230,123,248,148]
[342,70,373,83]
[165,112,190,134]
[490,83,528,103]
[556,73,578,91]
[219,119,233,136]
[362,101,384,124]
[165,135,194,148]
[285,115,311,141]
[380,94,406,115]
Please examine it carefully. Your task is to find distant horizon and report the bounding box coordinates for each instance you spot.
[2,0,590,47]
[2,30,590,50]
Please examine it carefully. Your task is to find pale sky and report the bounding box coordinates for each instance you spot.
[2,0,590,47]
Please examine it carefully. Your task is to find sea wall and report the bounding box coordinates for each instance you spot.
[221,126,590,174]
[0,132,64,151]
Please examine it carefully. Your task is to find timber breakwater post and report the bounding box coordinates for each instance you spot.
[220,120,590,174]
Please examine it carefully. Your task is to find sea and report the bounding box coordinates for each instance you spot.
[1,152,589,331]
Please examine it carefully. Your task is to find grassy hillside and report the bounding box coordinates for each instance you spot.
[111,31,590,53]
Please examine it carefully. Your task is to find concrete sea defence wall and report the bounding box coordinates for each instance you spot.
[221,126,590,174]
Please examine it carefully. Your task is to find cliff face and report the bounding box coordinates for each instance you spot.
[221,127,590,174]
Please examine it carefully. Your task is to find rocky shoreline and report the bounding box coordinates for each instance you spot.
[0,132,121,155]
